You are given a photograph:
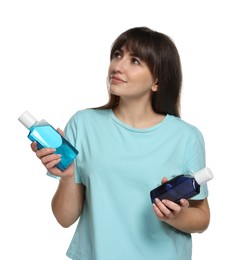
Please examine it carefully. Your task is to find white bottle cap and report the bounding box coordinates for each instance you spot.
[18,111,37,129]
[194,167,214,185]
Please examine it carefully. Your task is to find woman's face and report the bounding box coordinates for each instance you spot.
[108,45,158,101]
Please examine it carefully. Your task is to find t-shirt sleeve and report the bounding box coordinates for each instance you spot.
[183,127,208,200]
[64,112,82,184]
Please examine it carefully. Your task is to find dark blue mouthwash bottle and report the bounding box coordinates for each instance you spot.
[18,111,78,171]
[150,167,213,204]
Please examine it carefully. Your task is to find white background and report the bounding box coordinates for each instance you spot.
[1,0,252,259]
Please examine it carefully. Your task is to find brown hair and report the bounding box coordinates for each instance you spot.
[101,27,182,117]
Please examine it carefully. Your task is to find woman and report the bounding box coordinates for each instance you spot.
[32,27,211,260]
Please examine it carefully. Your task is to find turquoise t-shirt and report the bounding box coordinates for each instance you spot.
[63,109,208,260]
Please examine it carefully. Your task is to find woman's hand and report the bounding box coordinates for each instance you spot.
[152,177,189,221]
[152,177,210,233]
[30,128,74,179]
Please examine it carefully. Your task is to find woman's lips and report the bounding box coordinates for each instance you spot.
[110,76,126,84]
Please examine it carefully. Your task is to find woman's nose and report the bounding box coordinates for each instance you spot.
[113,58,127,72]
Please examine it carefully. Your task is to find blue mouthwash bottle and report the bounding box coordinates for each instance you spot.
[18,111,78,171]
[150,167,213,204]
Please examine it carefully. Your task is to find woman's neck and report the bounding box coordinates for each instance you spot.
[113,101,165,129]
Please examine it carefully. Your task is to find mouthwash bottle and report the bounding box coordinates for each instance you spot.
[18,111,78,171]
[150,167,213,204]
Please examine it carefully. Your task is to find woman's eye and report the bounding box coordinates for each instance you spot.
[112,51,122,59]
[131,57,140,64]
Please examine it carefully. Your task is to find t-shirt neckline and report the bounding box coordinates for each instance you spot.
[109,109,170,133]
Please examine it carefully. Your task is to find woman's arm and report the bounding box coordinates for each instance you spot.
[31,129,85,228]
[52,172,85,228]
[153,198,210,233]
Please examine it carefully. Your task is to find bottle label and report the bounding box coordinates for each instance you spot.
[29,125,62,148]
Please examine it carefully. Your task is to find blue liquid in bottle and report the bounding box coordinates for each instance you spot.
[150,168,213,204]
[18,111,78,171]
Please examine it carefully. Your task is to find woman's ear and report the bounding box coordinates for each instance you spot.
[151,79,158,92]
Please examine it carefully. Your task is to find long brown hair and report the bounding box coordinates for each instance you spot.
[100,27,182,117]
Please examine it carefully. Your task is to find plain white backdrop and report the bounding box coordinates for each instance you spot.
[1,0,252,259]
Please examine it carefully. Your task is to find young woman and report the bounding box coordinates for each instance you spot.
[31,27,211,260]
